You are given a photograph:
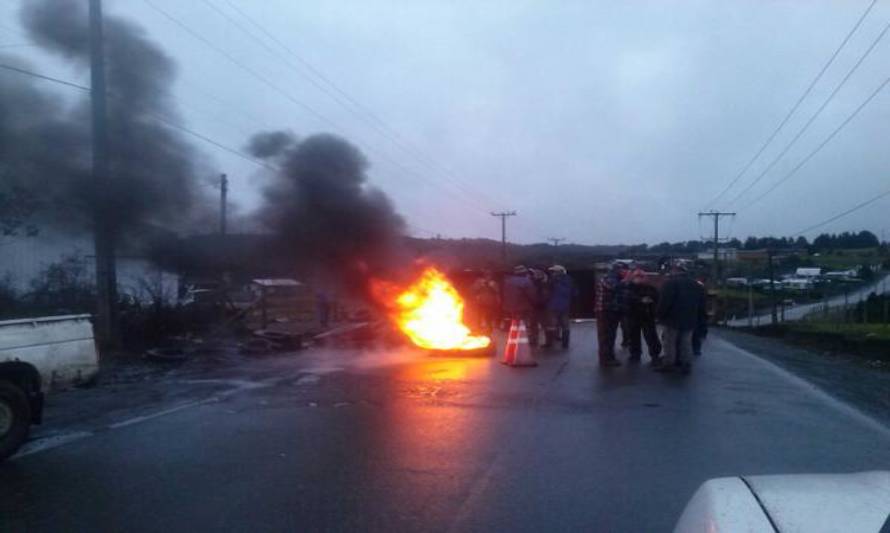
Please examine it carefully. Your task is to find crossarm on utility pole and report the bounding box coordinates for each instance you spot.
[491,211,517,265]
[698,210,736,285]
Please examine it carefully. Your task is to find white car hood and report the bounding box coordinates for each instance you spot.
[675,471,890,533]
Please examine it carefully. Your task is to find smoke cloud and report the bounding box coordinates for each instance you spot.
[246,130,297,160]
[0,0,211,243]
[249,131,407,292]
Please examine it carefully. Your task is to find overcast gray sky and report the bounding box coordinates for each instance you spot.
[3,0,889,245]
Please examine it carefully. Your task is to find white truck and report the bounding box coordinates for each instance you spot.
[0,314,99,460]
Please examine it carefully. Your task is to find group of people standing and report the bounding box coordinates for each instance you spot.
[470,260,707,374]
[596,261,707,373]
[471,264,575,349]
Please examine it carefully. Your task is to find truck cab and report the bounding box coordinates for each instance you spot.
[0,314,99,460]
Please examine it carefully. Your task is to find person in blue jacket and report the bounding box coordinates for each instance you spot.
[544,265,574,348]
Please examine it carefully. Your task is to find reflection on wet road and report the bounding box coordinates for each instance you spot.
[2,324,888,532]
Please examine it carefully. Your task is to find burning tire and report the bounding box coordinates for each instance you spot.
[428,342,495,358]
[0,379,31,461]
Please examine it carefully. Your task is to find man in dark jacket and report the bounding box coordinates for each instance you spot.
[502,265,539,345]
[528,268,550,348]
[624,269,662,364]
[471,270,500,332]
[595,263,627,367]
[544,265,574,348]
[691,279,708,356]
[655,264,706,373]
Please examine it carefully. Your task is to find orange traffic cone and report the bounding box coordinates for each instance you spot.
[501,319,537,367]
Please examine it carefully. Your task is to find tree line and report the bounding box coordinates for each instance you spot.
[627,230,881,254]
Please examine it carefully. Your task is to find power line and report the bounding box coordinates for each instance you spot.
[794,187,890,235]
[213,0,508,211]
[142,0,340,131]
[219,0,409,142]
[0,62,90,91]
[195,0,505,212]
[706,0,879,208]
[145,111,277,170]
[142,0,494,216]
[0,62,276,171]
[0,61,459,238]
[741,73,890,211]
[729,16,890,207]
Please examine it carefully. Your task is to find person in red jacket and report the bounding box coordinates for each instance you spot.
[625,269,662,365]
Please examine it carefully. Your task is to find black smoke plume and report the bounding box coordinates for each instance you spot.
[249,131,407,293]
[0,0,210,243]
[247,130,297,160]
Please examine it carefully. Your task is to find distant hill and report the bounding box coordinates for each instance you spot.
[405,237,654,270]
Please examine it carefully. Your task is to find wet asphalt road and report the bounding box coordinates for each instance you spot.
[2,324,889,532]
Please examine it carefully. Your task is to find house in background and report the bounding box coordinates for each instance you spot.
[794,267,822,279]
[824,269,858,281]
[1,233,178,305]
[697,248,738,262]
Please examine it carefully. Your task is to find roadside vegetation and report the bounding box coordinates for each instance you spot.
[738,293,890,367]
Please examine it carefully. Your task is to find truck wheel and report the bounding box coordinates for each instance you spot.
[0,380,31,461]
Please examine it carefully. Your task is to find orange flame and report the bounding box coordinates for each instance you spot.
[382,267,490,351]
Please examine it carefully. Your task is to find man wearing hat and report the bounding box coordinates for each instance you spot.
[595,262,628,367]
[544,265,574,348]
[656,262,707,374]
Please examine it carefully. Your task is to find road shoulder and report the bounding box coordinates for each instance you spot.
[714,328,890,430]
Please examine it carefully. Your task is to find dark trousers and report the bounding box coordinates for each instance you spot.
[596,313,620,362]
[545,310,570,347]
[476,305,498,332]
[619,316,630,347]
[692,325,706,355]
[627,314,661,360]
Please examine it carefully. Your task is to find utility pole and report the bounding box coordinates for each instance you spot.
[747,283,754,328]
[491,211,517,265]
[219,173,228,235]
[768,249,778,325]
[547,237,566,247]
[90,0,117,349]
[698,210,736,285]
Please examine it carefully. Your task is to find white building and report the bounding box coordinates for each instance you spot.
[697,249,738,261]
[824,269,858,281]
[1,233,178,305]
[782,278,813,291]
[794,267,822,279]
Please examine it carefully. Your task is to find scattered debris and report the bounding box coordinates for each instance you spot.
[144,347,190,363]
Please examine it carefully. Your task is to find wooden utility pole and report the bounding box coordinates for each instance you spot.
[698,210,735,285]
[219,173,228,235]
[547,237,565,247]
[747,283,754,327]
[90,0,117,348]
[491,211,516,264]
[768,249,778,325]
